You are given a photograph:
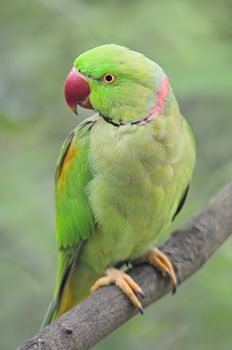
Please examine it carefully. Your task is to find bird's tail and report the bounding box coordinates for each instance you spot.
[40,297,58,329]
[41,279,77,328]
[41,252,99,328]
[41,250,77,328]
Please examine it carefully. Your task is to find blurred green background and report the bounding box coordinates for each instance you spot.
[0,0,232,349]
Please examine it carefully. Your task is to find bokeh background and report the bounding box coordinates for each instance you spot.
[0,1,232,349]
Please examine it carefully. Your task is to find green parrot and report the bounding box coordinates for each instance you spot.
[42,44,196,326]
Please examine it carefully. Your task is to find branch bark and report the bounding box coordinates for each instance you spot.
[18,182,232,350]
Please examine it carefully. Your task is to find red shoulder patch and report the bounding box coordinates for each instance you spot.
[57,132,77,186]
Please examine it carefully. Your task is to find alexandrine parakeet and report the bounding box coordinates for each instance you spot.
[42,44,196,326]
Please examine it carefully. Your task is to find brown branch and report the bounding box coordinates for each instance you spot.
[17,182,232,350]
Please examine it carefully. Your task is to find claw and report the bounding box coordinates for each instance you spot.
[137,290,145,299]
[165,269,171,281]
[172,283,177,295]
[91,267,144,313]
[145,248,177,294]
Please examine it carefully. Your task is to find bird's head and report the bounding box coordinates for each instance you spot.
[64,44,171,125]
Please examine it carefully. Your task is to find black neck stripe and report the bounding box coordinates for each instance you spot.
[101,114,145,127]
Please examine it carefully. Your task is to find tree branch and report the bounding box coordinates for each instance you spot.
[17,182,232,350]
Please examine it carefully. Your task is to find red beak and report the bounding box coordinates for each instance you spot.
[64,67,92,113]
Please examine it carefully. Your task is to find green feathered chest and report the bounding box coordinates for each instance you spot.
[84,116,195,269]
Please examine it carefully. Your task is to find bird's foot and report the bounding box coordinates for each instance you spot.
[91,267,144,314]
[145,248,177,294]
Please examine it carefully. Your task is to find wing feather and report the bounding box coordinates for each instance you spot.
[42,119,96,326]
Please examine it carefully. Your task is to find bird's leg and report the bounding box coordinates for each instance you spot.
[144,248,177,294]
[91,267,144,314]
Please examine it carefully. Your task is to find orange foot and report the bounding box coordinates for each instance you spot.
[145,248,177,294]
[91,267,144,314]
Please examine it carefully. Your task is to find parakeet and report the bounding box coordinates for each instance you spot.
[42,44,196,326]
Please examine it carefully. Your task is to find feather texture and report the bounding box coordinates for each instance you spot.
[43,45,196,326]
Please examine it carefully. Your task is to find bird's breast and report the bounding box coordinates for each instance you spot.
[84,117,188,267]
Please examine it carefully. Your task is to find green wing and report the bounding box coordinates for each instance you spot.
[42,118,96,327]
[56,126,94,252]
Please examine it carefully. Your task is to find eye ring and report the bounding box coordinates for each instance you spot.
[102,73,117,84]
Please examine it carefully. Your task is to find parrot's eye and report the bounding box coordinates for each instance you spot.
[102,74,117,84]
